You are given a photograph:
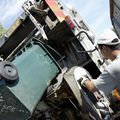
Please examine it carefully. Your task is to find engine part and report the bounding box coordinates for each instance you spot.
[0,61,19,84]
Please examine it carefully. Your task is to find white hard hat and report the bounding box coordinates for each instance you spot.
[97,29,120,45]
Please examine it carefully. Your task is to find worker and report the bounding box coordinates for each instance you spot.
[81,29,120,97]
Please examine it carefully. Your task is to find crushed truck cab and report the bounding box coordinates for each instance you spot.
[0,0,119,120]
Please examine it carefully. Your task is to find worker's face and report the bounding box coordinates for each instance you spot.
[98,45,111,60]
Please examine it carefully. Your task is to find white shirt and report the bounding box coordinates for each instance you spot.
[92,55,120,96]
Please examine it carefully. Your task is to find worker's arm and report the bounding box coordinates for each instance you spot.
[84,80,98,92]
[81,77,104,100]
[81,77,98,92]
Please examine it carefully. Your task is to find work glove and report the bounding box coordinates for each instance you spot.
[80,76,89,87]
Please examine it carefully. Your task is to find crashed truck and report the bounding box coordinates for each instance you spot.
[0,0,119,120]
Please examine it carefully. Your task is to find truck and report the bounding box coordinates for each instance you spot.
[0,0,119,120]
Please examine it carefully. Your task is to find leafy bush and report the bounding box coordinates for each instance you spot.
[0,24,5,38]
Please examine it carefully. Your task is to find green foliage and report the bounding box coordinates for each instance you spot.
[0,23,5,38]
